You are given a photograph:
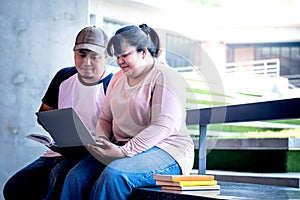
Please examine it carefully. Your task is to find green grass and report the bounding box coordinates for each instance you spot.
[186,88,232,98]
[240,129,300,138]
[186,98,229,106]
[269,119,300,125]
[182,72,300,139]
[188,122,300,139]
[236,92,263,97]
[188,124,282,132]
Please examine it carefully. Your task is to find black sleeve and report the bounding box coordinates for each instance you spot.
[102,73,114,94]
[41,67,77,108]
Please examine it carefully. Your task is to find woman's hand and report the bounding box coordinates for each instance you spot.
[87,138,126,158]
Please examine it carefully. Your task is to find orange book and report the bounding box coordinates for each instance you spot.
[153,174,215,182]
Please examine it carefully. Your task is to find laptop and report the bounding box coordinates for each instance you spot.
[36,107,105,148]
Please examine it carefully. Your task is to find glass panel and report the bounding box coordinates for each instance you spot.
[291,47,300,60]
[290,47,300,74]
[90,14,96,26]
[103,19,127,67]
[271,47,280,58]
[103,19,126,39]
[261,47,270,56]
[281,47,289,58]
[166,33,192,68]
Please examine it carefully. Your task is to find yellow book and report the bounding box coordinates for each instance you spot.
[156,180,218,186]
[153,174,215,182]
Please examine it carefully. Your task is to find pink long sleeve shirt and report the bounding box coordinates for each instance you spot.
[97,59,194,175]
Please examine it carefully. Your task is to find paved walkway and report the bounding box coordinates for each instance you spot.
[133,181,300,200]
[205,170,300,188]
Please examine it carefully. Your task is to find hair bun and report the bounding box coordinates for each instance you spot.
[139,24,150,35]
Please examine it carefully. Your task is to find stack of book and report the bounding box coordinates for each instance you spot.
[153,174,220,191]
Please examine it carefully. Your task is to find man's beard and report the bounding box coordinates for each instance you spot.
[78,73,94,80]
[79,66,95,79]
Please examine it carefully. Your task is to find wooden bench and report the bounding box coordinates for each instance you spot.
[186,97,300,174]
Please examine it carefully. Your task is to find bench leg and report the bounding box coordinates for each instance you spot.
[198,125,207,175]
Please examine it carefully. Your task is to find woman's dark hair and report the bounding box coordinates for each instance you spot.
[107,24,161,58]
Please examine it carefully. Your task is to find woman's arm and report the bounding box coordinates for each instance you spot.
[120,83,183,157]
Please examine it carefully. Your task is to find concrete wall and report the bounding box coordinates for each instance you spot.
[0,0,89,198]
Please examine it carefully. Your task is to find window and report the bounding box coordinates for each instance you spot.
[103,19,127,67]
[166,33,194,68]
[90,14,96,26]
[103,18,126,39]
[227,42,300,76]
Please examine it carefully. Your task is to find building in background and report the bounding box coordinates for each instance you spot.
[91,0,300,106]
[91,0,300,82]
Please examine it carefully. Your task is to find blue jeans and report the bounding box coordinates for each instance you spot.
[3,156,84,200]
[3,156,64,200]
[60,147,181,200]
[45,157,84,200]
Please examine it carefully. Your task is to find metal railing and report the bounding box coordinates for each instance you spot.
[225,58,280,77]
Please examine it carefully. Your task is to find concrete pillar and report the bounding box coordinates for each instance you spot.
[0,0,89,198]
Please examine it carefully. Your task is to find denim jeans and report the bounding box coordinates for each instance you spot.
[45,157,85,200]
[60,147,181,200]
[3,156,64,200]
[3,156,85,200]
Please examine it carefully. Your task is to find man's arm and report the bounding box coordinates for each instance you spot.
[37,103,56,126]
[38,102,56,112]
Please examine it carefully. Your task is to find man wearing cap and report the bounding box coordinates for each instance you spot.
[3,26,113,200]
